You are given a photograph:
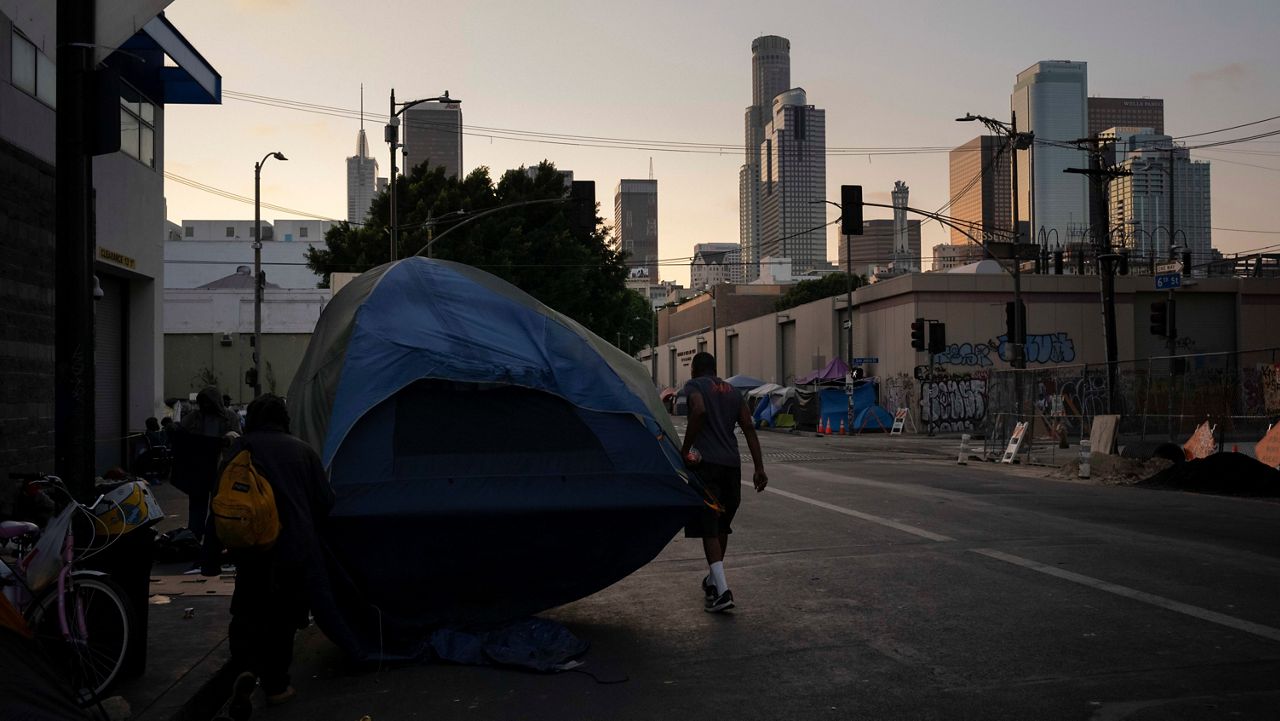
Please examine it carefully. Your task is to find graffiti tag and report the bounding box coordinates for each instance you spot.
[997,332,1076,364]
[932,342,994,368]
[920,377,987,432]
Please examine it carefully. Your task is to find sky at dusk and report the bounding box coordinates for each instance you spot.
[163,0,1280,286]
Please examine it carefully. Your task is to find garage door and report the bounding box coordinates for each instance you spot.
[95,275,127,474]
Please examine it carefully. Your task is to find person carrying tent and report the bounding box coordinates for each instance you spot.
[202,394,335,712]
[679,352,768,613]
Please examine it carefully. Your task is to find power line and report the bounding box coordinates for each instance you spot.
[1175,113,1280,140]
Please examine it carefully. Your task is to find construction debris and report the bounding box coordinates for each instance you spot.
[1139,452,1280,497]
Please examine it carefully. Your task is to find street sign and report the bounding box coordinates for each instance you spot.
[1156,262,1181,274]
[851,357,879,365]
[1155,273,1182,290]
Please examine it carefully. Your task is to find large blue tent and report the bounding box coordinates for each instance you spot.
[288,258,704,660]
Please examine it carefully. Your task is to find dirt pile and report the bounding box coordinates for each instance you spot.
[1053,453,1172,486]
[1138,452,1280,497]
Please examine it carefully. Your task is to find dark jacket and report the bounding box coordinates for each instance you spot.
[203,428,335,597]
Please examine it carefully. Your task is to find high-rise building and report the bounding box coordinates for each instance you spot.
[739,35,791,281]
[839,220,922,277]
[758,88,827,274]
[1088,97,1163,138]
[346,126,379,225]
[614,179,659,282]
[690,243,740,290]
[402,101,463,178]
[949,136,1012,247]
[1107,128,1212,271]
[1011,61,1089,246]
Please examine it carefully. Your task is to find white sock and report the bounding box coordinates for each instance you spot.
[709,561,728,595]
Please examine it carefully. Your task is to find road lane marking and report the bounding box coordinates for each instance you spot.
[972,548,1280,644]
[751,484,955,542]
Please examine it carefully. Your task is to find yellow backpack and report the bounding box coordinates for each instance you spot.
[212,448,281,550]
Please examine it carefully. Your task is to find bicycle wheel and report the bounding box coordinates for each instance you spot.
[27,572,132,706]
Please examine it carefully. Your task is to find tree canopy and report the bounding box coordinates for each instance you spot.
[774,273,866,312]
[307,161,653,349]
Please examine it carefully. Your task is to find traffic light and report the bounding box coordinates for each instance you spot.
[244,367,258,388]
[910,317,926,351]
[1118,251,1130,276]
[1149,301,1168,337]
[840,185,863,236]
[928,322,947,355]
[1053,250,1064,275]
[1004,300,1026,343]
[1181,251,1192,277]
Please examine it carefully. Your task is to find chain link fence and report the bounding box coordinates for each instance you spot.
[916,348,1280,466]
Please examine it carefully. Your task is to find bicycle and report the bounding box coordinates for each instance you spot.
[1,472,133,706]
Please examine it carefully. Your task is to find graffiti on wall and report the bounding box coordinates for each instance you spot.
[920,375,988,432]
[884,372,916,415]
[997,332,1076,364]
[1263,364,1280,413]
[931,343,994,368]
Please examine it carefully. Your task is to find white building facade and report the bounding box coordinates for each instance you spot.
[166,218,333,289]
[690,243,740,291]
[1012,61,1089,246]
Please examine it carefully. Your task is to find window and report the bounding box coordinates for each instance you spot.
[184,226,194,238]
[299,226,309,238]
[226,227,235,238]
[11,30,55,107]
[119,83,156,168]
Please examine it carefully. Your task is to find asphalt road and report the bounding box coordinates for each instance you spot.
[259,428,1280,721]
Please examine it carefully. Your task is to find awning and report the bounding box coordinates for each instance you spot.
[117,13,220,105]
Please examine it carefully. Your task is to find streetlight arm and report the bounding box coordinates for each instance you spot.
[411,197,570,258]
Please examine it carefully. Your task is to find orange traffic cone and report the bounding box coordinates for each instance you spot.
[821,418,830,435]
[839,419,847,435]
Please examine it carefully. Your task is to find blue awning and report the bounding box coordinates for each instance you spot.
[117,13,220,105]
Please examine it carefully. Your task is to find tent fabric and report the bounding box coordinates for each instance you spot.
[795,357,852,385]
[746,383,781,401]
[287,258,704,660]
[430,618,588,672]
[723,374,766,390]
[752,386,796,427]
[854,405,895,431]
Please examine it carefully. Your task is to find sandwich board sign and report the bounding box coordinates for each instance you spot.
[1001,422,1029,463]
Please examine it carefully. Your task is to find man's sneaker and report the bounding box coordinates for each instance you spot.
[704,589,734,613]
[227,671,256,721]
[701,574,716,603]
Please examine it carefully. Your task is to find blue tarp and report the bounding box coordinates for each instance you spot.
[814,381,893,432]
[288,258,704,661]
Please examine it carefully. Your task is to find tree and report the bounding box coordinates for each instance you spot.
[774,273,866,312]
[307,161,638,343]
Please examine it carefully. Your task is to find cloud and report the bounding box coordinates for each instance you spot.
[1189,63,1249,89]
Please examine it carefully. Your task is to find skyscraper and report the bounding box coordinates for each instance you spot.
[614,179,659,282]
[1107,128,1212,270]
[1011,61,1089,245]
[1088,97,1164,137]
[758,88,826,273]
[739,35,791,281]
[346,126,379,225]
[949,135,1012,246]
[402,101,463,178]
[839,220,922,277]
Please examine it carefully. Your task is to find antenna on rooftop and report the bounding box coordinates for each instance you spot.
[360,83,364,131]
[649,156,654,180]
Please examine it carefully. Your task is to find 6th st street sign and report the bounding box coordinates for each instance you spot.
[1156,262,1182,290]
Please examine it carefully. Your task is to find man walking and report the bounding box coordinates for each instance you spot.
[680,352,767,612]
[173,387,242,542]
[204,394,334,714]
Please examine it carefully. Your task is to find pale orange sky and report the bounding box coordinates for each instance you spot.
[163,0,1280,286]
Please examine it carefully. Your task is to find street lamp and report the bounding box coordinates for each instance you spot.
[386,89,459,262]
[957,112,1034,369]
[253,150,287,399]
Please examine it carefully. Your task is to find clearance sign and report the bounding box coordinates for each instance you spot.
[97,247,137,270]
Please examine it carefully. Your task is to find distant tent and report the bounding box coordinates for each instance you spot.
[747,383,782,401]
[753,386,797,427]
[288,258,703,660]
[723,374,766,391]
[796,357,852,385]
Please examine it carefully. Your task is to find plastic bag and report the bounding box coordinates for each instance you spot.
[19,504,74,594]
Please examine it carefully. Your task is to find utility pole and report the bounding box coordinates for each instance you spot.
[387,89,398,262]
[1066,139,1131,414]
[55,0,96,497]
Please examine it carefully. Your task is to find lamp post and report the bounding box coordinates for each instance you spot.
[386,89,458,262]
[253,151,287,399]
[957,112,1034,369]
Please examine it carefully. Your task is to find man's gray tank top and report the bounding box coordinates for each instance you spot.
[684,376,742,467]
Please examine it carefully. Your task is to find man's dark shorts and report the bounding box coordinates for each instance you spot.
[684,462,742,538]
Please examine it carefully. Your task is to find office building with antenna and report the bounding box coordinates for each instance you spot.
[346,87,381,225]
[615,178,659,282]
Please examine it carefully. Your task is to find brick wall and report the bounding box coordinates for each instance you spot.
[0,139,55,510]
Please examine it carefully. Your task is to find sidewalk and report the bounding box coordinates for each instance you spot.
[112,481,235,721]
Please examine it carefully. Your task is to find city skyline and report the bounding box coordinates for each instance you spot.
[162,1,1280,287]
